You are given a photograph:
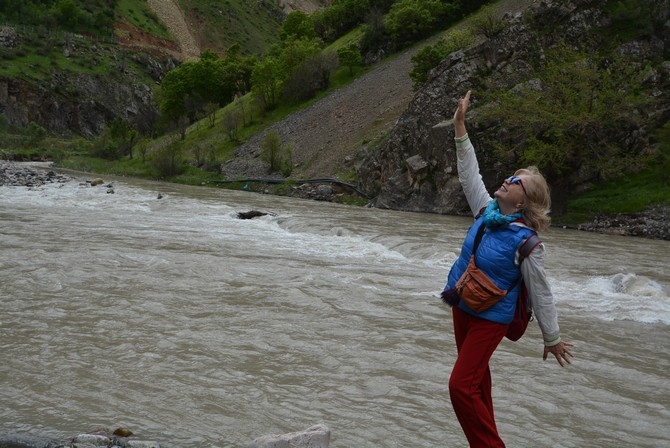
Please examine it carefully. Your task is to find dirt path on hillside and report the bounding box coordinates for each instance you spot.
[147,0,200,61]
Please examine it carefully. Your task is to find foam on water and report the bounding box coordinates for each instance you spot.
[553,272,670,324]
[3,177,668,325]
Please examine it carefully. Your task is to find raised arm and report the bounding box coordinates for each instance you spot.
[453,90,470,139]
[453,91,491,216]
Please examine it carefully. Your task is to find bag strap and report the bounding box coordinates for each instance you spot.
[471,220,487,256]
[516,233,541,316]
[471,221,542,291]
[518,233,542,264]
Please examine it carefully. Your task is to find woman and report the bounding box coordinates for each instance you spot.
[443,91,574,448]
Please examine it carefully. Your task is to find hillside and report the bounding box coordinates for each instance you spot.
[220,0,536,180]
[355,0,669,238]
[142,0,328,61]
[146,0,200,61]
[2,0,668,239]
[0,0,315,140]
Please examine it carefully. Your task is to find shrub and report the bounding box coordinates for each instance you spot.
[150,141,184,178]
[471,4,506,38]
[282,52,338,104]
[260,130,292,176]
[337,43,363,76]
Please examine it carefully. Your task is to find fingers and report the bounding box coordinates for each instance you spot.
[554,350,573,367]
[457,90,471,112]
[453,90,472,124]
[543,341,575,367]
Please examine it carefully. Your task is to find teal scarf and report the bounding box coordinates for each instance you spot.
[482,199,523,228]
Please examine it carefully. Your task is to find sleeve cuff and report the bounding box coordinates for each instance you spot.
[454,133,469,144]
[544,336,562,346]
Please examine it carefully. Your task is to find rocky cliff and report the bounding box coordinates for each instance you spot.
[0,1,328,140]
[0,26,176,138]
[357,0,670,217]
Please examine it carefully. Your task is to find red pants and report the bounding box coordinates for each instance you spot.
[449,306,508,448]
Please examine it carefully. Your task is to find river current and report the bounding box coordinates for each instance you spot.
[1,168,669,447]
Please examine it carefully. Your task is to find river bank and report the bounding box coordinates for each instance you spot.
[1,161,668,240]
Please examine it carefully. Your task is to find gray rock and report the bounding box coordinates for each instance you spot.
[247,424,330,448]
[125,441,161,448]
[0,25,17,48]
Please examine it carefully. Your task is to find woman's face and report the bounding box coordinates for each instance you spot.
[494,175,527,211]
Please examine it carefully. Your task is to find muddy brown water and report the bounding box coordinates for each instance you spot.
[1,171,668,447]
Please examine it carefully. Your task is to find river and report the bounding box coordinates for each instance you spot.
[1,169,669,447]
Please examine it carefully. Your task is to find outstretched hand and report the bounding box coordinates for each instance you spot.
[454,90,471,138]
[543,340,575,367]
[454,90,471,121]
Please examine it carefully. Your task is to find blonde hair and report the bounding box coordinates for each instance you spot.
[515,166,551,231]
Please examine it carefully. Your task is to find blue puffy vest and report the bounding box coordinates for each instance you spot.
[445,217,535,324]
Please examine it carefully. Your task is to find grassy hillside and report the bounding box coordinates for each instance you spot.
[178,0,283,56]
[0,0,286,82]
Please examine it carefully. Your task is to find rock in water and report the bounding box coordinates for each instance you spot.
[247,424,331,448]
[237,210,269,219]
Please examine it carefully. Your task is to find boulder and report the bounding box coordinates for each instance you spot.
[237,210,270,219]
[247,424,330,448]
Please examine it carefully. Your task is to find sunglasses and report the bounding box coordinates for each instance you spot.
[507,176,527,195]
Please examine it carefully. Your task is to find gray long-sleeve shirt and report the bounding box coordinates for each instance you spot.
[455,134,561,345]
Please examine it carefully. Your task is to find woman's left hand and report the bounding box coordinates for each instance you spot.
[543,341,575,367]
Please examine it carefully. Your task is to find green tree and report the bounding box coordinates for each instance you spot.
[89,117,137,160]
[51,0,85,32]
[109,117,138,159]
[409,44,443,88]
[312,0,369,42]
[225,45,257,94]
[385,0,455,48]
[280,11,316,41]
[157,63,196,123]
[471,4,506,38]
[158,50,250,124]
[312,0,395,43]
[283,51,338,103]
[337,43,363,75]
[278,37,322,77]
[251,38,323,110]
[251,56,282,110]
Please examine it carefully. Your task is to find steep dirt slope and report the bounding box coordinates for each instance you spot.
[147,0,200,61]
[221,48,417,179]
[143,1,325,61]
